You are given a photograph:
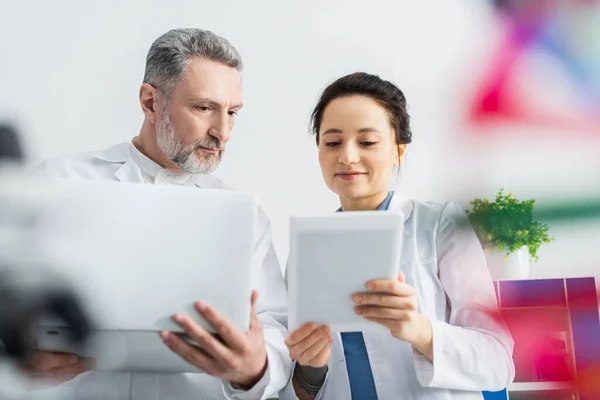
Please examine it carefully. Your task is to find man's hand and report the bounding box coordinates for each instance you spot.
[21,352,96,385]
[161,290,268,389]
[353,272,434,360]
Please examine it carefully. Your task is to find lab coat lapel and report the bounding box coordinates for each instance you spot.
[388,191,414,222]
[114,159,145,183]
[92,142,145,183]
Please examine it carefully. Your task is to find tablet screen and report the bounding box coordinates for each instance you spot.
[289,212,404,332]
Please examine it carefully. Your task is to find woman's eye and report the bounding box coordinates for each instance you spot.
[324,142,341,147]
[361,141,378,146]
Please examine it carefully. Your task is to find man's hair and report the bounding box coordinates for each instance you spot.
[143,28,243,96]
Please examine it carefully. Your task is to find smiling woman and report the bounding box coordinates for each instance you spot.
[279,72,515,400]
[312,72,412,212]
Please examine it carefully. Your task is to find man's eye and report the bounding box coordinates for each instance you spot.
[324,142,341,147]
[228,110,238,116]
[197,106,210,111]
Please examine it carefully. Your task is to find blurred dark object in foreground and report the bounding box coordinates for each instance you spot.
[0,267,92,362]
[0,124,24,161]
[0,120,91,364]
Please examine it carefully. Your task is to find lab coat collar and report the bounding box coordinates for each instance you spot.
[191,174,229,190]
[89,141,142,183]
[388,191,414,222]
[93,142,131,163]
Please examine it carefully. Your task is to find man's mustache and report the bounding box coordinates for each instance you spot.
[191,138,224,151]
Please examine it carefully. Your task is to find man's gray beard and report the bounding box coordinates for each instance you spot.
[156,111,224,174]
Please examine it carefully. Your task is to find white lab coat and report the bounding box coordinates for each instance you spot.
[279,193,515,400]
[15,142,292,400]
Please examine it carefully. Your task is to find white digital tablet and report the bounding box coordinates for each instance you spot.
[287,211,404,332]
[0,174,257,373]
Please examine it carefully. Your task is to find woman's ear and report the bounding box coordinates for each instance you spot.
[393,144,407,167]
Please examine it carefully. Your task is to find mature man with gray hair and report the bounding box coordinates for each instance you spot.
[27,28,292,400]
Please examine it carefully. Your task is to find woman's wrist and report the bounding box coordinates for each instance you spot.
[292,362,328,396]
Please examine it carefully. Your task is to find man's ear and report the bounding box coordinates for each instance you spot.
[393,144,407,167]
[139,83,159,125]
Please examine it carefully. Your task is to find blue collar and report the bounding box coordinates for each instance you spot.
[336,191,394,212]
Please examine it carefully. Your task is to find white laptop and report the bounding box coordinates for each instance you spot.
[288,211,404,333]
[0,174,257,373]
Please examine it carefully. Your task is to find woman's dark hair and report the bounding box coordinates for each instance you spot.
[309,72,412,146]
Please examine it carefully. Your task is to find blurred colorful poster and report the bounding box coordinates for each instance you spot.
[470,0,600,133]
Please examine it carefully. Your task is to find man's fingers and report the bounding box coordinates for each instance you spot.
[49,358,96,376]
[77,358,97,372]
[397,272,405,283]
[160,331,220,375]
[285,323,321,347]
[251,290,259,311]
[249,290,262,332]
[193,301,248,353]
[51,370,81,383]
[26,352,79,372]
[171,314,235,363]
[27,358,96,383]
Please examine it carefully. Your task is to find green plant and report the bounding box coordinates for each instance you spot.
[466,189,554,261]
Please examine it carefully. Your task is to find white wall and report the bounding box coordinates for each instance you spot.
[1,0,599,287]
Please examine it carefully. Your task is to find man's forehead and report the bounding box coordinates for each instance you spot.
[175,58,242,105]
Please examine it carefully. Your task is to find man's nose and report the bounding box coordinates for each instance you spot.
[209,113,231,143]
